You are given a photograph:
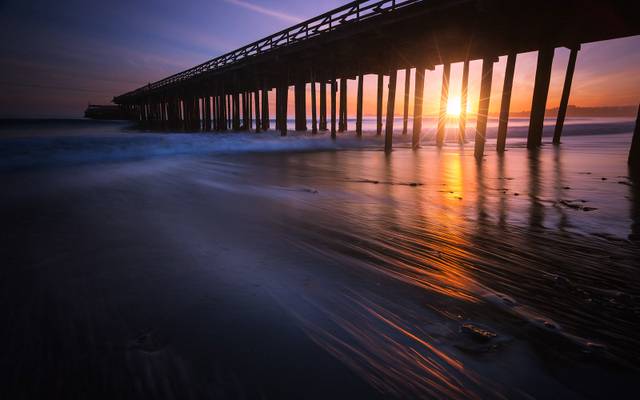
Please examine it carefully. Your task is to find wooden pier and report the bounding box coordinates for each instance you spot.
[114,0,639,165]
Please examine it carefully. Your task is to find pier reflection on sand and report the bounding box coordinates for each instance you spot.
[200,133,639,398]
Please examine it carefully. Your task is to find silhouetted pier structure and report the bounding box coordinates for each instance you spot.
[113,0,639,165]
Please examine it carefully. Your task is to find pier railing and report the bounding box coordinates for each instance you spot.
[117,0,423,100]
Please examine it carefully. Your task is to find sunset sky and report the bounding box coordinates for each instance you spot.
[1,0,639,118]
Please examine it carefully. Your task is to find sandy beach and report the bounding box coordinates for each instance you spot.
[1,121,639,399]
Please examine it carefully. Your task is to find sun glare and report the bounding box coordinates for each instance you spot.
[446,97,462,117]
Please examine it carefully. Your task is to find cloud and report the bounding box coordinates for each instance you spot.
[222,0,303,23]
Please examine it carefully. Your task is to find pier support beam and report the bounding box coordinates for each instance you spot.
[243,92,250,130]
[262,88,270,131]
[227,95,231,129]
[215,96,219,131]
[553,46,580,145]
[412,65,425,149]
[437,63,451,146]
[276,88,281,131]
[474,58,495,160]
[159,100,166,130]
[497,52,517,152]
[179,99,187,130]
[311,74,318,134]
[205,96,212,131]
[254,89,261,132]
[191,97,200,132]
[295,81,307,131]
[196,97,202,131]
[331,78,337,139]
[356,74,364,136]
[275,89,281,131]
[241,93,246,129]
[339,78,347,132]
[219,95,224,131]
[629,105,640,171]
[376,74,384,135]
[220,94,227,131]
[232,93,240,130]
[527,47,555,149]
[279,84,288,136]
[385,68,398,153]
[175,99,182,130]
[402,68,410,135]
[319,80,327,131]
[459,60,469,143]
[249,92,254,130]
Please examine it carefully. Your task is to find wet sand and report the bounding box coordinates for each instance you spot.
[1,127,639,399]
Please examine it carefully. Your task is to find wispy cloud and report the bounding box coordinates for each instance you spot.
[222,0,303,23]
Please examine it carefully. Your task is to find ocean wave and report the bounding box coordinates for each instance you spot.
[0,132,379,171]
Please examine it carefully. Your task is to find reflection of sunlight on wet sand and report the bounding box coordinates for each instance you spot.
[287,290,501,400]
[209,136,639,398]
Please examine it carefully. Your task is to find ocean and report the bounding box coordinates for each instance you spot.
[1,117,639,399]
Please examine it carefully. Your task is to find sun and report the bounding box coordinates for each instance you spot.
[446,96,462,117]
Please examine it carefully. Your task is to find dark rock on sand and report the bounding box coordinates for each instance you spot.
[461,323,498,342]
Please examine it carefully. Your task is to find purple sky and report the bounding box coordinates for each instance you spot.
[0,0,638,118]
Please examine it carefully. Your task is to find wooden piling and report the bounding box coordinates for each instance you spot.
[311,74,318,134]
[402,68,410,135]
[283,85,289,135]
[280,84,288,136]
[254,90,261,132]
[474,58,495,159]
[376,74,384,135]
[242,92,248,130]
[242,92,251,131]
[218,95,223,131]
[196,97,202,131]
[553,46,579,145]
[629,104,640,170]
[245,92,250,130]
[176,99,182,130]
[226,95,231,129]
[459,59,469,143]
[412,65,425,149]
[205,96,212,131]
[183,99,188,130]
[211,96,217,131]
[437,63,450,146]
[295,81,307,131]
[385,68,398,153]
[217,95,221,130]
[216,95,221,131]
[222,94,228,131]
[186,98,192,131]
[216,96,220,130]
[249,91,254,130]
[189,98,196,131]
[165,101,171,130]
[497,52,517,152]
[356,74,364,136]
[527,47,555,149]
[189,97,198,131]
[232,93,240,130]
[339,78,347,132]
[275,88,281,131]
[331,78,337,139]
[159,100,166,130]
[261,88,270,130]
[319,80,327,131]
